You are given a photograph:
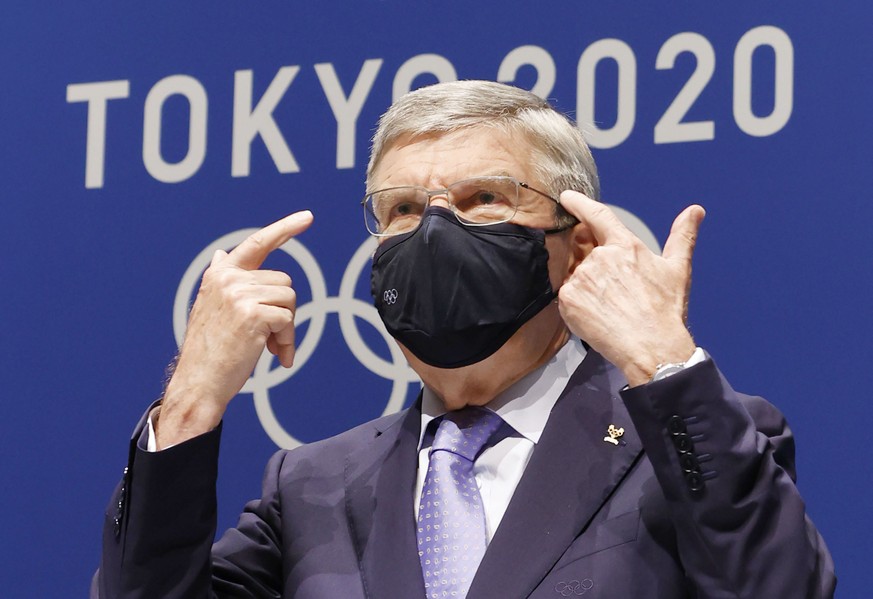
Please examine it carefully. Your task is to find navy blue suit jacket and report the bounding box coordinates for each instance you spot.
[94,352,835,598]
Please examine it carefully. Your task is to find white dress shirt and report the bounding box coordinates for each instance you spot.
[414,337,588,541]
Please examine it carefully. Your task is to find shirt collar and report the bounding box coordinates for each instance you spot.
[419,337,587,449]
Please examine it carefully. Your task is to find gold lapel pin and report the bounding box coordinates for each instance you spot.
[604,424,625,445]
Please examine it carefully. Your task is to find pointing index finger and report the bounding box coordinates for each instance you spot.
[226,210,314,270]
[559,190,631,245]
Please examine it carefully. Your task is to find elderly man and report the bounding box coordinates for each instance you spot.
[95,81,835,598]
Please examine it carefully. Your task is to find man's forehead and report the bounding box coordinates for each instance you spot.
[383,125,530,152]
[370,127,536,187]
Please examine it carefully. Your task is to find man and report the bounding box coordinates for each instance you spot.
[95,81,835,597]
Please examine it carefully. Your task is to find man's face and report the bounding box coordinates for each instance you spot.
[370,126,583,403]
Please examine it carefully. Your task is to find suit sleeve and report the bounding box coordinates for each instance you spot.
[620,357,836,598]
[93,409,288,599]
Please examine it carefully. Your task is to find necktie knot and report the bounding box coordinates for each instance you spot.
[431,407,503,462]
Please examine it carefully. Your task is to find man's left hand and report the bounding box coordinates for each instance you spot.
[556,190,705,386]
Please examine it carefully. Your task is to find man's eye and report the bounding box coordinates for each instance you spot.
[385,195,425,222]
[452,186,513,216]
[393,202,416,216]
[472,189,507,205]
[476,191,497,205]
[374,190,421,222]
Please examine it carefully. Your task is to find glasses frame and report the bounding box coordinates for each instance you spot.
[361,175,576,237]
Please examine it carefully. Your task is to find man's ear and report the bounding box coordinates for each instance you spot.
[564,221,596,279]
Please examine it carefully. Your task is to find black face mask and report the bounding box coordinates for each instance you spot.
[371,206,557,369]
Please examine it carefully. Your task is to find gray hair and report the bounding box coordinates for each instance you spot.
[367,80,600,227]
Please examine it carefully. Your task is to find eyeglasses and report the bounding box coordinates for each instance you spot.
[362,175,571,237]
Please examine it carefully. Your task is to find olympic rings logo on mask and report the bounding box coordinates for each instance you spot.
[173,230,420,449]
[383,289,398,305]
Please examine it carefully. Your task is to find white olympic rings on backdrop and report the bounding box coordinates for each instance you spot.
[173,231,419,449]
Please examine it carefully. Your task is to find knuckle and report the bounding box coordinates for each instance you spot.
[273,287,296,309]
[206,266,236,288]
[201,265,220,286]
[245,231,267,251]
[558,278,583,303]
[588,245,609,260]
[226,283,247,304]
[574,258,598,281]
[237,303,257,322]
[589,202,610,220]
[558,286,578,308]
[270,309,294,332]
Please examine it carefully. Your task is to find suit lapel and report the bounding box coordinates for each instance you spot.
[468,351,643,599]
[345,400,426,599]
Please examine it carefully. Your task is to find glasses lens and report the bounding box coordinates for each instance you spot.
[364,187,428,236]
[448,177,518,224]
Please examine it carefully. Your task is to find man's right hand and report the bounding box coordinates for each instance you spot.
[155,211,314,450]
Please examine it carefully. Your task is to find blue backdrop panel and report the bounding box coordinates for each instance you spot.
[1,2,869,596]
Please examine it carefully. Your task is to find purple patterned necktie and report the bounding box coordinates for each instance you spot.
[417,407,503,599]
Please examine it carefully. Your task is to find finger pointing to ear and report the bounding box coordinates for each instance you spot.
[558,190,632,245]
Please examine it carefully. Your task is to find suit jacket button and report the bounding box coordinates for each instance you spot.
[680,453,701,473]
[667,415,687,435]
[674,432,694,453]
[686,471,705,492]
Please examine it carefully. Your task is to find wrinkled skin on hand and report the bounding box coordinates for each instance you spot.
[556,191,705,387]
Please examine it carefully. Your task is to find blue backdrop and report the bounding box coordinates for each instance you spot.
[1,2,869,596]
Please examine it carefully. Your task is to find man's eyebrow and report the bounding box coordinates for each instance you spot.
[374,171,519,191]
[478,170,516,179]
